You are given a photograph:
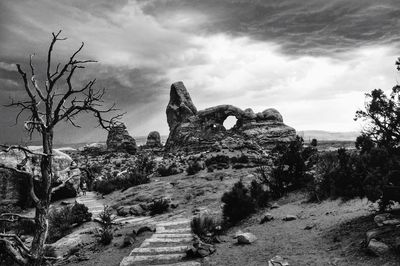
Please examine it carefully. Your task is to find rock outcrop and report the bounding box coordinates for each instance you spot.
[0,148,81,205]
[165,82,296,152]
[106,123,137,154]
[145,131,163,148]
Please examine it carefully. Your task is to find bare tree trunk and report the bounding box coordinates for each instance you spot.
[30,130,53,266]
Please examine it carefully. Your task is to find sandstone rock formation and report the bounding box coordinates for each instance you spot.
[145,131,163,148]
[106,123,137,154]
[0,148,81,205]
[165,82,296,152]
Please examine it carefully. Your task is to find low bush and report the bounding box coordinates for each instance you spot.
[186,161,203,175]
[47,202,92,243]
[157,163,180,176]
[191,215,221,240]
[93,168,150,195]
[97,206,114,245]
[149,199,170,216]
[249,180,269,208]
[231,154,249,164]
[205,155,230,167]
[221,181,256,225]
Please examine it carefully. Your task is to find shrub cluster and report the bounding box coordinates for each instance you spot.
[191,214,222,243]
[260,136,316,198]
[186,161,203,175]
[221,180,269,225]
[47,202,92,243]
[309,146,400,209]
[149,198,170,216]
[93,154,155,194]
[157,163,180,176]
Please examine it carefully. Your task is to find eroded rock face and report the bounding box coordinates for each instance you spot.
[106,123,137,154]
[145,131,163,148]
[165,82,296,152]
[0,148,81,205]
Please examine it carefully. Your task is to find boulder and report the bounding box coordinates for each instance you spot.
[260,212,274,224]
[0,148,81,205]
[129,205,145,216]
[366,227,394,243]
[368,239,390,256]
[374,213,392,227]
[283,215,297,221]
[164,82,296,152]
[237,232,257,244]
[117,206,130,217]
[186,236,216,258]
[145,131,163,148]
[106,123,137,154]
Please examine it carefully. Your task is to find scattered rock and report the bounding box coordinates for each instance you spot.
[374,213,392,227]
[186,236,216,258]
[260,212,274,224]
[282,215,297,221]
[270,203,279,209]
[121,235,135,247]
[382,219,400,226]
[136,225,156,235]
[129,205,145,216]
[116,206,130,217]
[368,239,390,256]
[237,232,257,244]
[268,255,290,266]
[233,230,244,239]
[61,201,71,206]
[366,227,394,243]
[304,224,315,230]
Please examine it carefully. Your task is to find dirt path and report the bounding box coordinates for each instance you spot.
[205,192,400,266]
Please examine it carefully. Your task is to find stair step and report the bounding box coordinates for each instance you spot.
[153,233,192,238]
[120,253,185,266]
[151,262,201,266]
[131,245,189,255]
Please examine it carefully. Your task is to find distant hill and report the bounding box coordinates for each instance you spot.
[298,130,360,142]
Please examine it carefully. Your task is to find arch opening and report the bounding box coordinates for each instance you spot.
[223,116,238,130]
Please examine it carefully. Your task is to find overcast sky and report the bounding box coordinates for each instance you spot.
[1,0,399,144]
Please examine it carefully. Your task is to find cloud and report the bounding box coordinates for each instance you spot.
[0,0,399,144]
[141,0,400,56]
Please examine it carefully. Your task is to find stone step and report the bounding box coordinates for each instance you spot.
[151,262,201,266]
[153,233,192,238]
[141,238,193,248]
[158,220,190,227]
[157,228,192,234]
[115,216,153,224]
[131,245,189,255]
[120,253,185,266]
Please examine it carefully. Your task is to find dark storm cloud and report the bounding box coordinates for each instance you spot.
[141,0,400,55]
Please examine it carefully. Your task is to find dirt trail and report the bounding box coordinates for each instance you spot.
[206,192,400,266]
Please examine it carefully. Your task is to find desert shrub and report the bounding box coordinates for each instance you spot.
[264,136,314,197]
[249,180,269,208]
[100,230,114,245]
[191,215,221,242]
[205,155,230,167]
[186,161,203,175]
[97,206,114,245]
[135,153,156,176]
[221,180,256,225]
[149,199,170,216]
[93,167,150,194]
[47,202,91,243]
[70,202,92,224]
[93,180,116,195]
[157,163,180,176]
[231,154,249,164]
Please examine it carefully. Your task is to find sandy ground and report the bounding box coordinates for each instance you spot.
[204,192,400,266]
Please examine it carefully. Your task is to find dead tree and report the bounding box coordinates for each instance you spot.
[0,31,122,265]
